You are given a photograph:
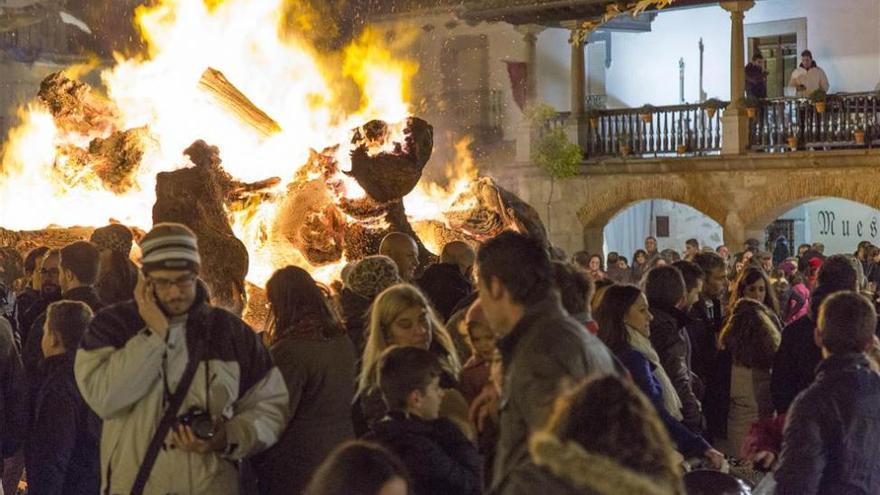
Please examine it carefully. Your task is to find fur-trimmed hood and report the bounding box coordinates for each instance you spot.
[529,432,681,495]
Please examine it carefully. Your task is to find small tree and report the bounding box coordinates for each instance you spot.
[527,103,582,232]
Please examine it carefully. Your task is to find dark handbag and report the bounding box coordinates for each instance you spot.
[130,322,207,495]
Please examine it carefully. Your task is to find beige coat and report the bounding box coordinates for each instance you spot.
[718,365,773,458]
[789,65,830,97]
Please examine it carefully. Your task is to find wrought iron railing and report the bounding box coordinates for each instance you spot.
[585,102,726,158]
[749,92,880,151]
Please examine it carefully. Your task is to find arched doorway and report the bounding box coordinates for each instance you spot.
[763,197,880,257]
[603,199,724,261]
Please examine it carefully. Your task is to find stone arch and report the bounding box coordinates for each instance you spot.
[576,174,727,229]
[741,174,880,235]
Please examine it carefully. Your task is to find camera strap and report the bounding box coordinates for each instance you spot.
[130,311,212,495]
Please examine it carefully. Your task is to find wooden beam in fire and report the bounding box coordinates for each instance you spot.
[198,67,282,137]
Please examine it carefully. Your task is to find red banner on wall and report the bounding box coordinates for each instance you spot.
[505,61,528,112]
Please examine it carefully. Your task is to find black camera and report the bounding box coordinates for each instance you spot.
[178,407,215,440]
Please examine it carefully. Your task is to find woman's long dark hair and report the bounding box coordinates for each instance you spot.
[595,284,643,355]
[304,440,411,495]
[545,375,685,494]
[266,266,343,343]
[96,251,136,305]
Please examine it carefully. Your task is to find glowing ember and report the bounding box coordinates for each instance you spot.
[0,0,474,287]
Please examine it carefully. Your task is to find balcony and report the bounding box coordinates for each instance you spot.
[530,91,880,161]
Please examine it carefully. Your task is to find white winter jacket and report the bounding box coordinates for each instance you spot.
[75,288,288,495]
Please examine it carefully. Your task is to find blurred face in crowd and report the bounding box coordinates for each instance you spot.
[704,266,727,298]
[743,251,754,263]
[762,258,773,272]
[718,246,730,260]
[468,322,496,362]
[624,293,653,337]
[685,244,698,258]
[589,256,601,272]
[39,254,61,299]
[147,269,198,316]
[388,305,431,349]
[801,53,813,67]
[684,279,704,311]
[798,245,809,257]
[635,252,646,265]
[617,259,628,270]
[743,278,767,304]
[381,235,419,282]
[645,238,657,253]
[410,376,443,420]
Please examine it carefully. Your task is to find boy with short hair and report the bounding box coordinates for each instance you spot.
[369,346,481,495]
[26,300,100,495]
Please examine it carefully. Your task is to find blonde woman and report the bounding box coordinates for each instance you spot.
[354,284,465,436]
[710,298,780,458]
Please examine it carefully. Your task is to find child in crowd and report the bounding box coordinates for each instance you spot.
[458,301,496,405]
[368,346,481,495]
[26,300,100,495]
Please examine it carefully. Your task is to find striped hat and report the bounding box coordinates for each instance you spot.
[139,223,201,274]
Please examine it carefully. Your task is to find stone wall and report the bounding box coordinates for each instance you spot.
[492,149,880,256]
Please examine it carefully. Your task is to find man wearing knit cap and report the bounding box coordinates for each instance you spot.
[75,223,288,495]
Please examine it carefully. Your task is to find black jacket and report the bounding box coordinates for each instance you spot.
[493,296,620,485]
[417,263,473,322]
[0,316,27,461]
[10,288,39,345]
[25,351,100,495]
[775,353,880,495]
[22,286,103,415]
[649,304,703,432]
[15,290,57,350]
[368,411,481,495]
[771,293,825,415]
[686,295,723,393]
[339,288,371,354]
[251,328,356,495]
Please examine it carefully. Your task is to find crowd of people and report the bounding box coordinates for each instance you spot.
[0,222,878,495]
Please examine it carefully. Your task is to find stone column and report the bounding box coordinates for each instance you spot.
[515,24,546,163]
[720,1,755,155]
[562,21,588,149]
[514,24,545,107]
[569,27,586,121]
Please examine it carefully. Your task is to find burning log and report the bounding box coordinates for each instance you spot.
[0,227,95,254]
[444,177,549,248]
[57,127,151,194]
[152,140,250,313]
[348,117,434,203]
[274,180,346,266]
[198,68,282,137]
[38,72,119,136]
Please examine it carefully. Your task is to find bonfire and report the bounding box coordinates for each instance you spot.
[0,0,546,319]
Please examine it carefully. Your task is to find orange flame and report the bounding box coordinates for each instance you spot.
[0,0,473,287]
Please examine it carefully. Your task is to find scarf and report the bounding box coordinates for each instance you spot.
[627,326,683,421]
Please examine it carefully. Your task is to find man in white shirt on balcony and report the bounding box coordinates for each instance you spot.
[789,49,829,97]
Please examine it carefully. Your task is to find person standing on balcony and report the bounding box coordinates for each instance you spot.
[788,50,829,97]
[745,52,768,99]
